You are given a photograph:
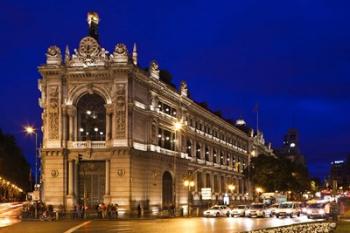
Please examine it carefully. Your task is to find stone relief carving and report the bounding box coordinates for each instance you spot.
[112,43,128,63]
[149,60,160,79]
[48,86,59,139]
[117,168,125,177]
[115,84,126,138]
[151,119,158,144]
[70,36,109,67]
[150,92,159,110]
[46,46,62,65]
[51,169,59,177]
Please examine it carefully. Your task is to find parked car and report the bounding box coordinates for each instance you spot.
[231,205,247,217]
[203,205,231,217]
[275,202,301,218]
[306,202,330,219]
[266,203,279,216]
[301,203,309,215]
[245,203,270,218]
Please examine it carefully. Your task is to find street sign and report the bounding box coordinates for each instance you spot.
[201,188,212,200]
[32,190,40,201]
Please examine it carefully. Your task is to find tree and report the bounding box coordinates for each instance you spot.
[0,129,31,192]
[247,154,310,193]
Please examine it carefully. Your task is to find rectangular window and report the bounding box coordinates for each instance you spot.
[196,143,201,159]
[158,128,175,151]
[158,101,177,117]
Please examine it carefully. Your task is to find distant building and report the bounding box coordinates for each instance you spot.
[275,128,305,164]
[328,160,350,189]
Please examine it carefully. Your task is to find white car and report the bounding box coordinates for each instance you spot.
[231,205,247,217]
[275,202,301,218]
[266,203,279,216]
[245,203,270,218]
[203,205,231,217]
[306,202,329,219]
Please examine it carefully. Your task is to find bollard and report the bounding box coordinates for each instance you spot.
[56,211,59,220]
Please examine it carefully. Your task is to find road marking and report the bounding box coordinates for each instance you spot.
[63,221,92,233]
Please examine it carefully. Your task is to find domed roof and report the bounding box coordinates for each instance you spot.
[236,118,246,126]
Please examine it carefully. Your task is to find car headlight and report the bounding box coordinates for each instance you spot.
[319,210,325,215]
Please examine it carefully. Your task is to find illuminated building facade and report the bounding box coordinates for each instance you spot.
[38,13,273,214]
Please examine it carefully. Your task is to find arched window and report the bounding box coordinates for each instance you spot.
[77,94,106,141]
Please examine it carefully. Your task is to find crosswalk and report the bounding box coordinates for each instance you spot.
[74,221,134,233]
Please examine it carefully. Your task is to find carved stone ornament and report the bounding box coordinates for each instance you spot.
[149,60,160,79]
[51,169,59,177]
[46,46,62,65]
[48,86,59,139]
[180,80,188,97]
[117,168,125,177]
[115,84,126,138]
[112,43,128,63]
[69,36,109,67]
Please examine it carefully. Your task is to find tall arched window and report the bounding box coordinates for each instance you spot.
[77,94,106,141]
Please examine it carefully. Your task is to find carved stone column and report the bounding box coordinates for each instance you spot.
[105,104,113,141]
[105,160,110,195]
[74,160,78,199]
[62,107,67,143]
[67,107,76,141]
[68,160,74,196]
[104,160,111,204]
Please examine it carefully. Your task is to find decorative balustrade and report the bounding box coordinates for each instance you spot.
[69,141,106,149]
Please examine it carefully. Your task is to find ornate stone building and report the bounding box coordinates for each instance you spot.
[38,13,273,214]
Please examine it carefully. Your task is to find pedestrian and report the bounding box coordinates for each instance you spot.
[101,203,107,219]
[137,203,142,217]
[115,203,119,219]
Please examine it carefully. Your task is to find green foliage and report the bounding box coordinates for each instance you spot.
[0,129,31,191]
[247,154,310,192]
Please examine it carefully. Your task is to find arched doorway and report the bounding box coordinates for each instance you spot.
[162,171,173,209]
[76,93,106,141]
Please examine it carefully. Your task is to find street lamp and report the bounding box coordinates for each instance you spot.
[255,187,263,201]
[183,178,195,217]
[228,184,236,192]
[24,126,39,186]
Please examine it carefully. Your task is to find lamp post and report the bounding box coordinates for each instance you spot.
[255,187,263,202]
[24,126,39,186]
[184,179,195,217]
[24,125,39,219]
[173,120,183,215]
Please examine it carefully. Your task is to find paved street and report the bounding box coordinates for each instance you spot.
[0,216,319,233]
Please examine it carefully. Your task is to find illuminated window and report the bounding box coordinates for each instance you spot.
[77,94,106,141]
[196,143,201,159]
[205,146,209,161]
[187,139,192,157]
